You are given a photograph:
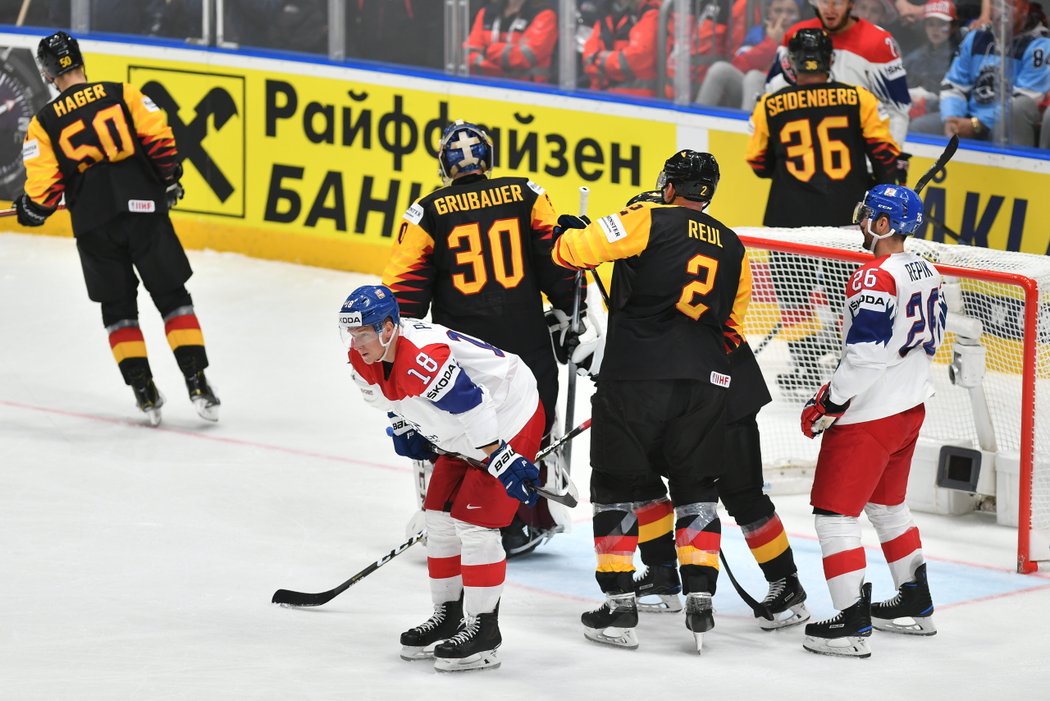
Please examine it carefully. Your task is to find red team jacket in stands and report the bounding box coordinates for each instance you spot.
[828,249,946,424]
[582,0,661,96]
[766,17,911,145]
[466,0,558,82]
[665,0,764,95]
[350,320,539,461]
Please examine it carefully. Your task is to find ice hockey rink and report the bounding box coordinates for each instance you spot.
[2,232,1049,700]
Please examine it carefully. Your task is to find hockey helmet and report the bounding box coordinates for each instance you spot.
[438,120,494,184]
[338,284,400,340]
[852,184,924,235]
[788,28,833,76]
[625,189,665,206]
[37,31,84,80]
[656,150,719,203]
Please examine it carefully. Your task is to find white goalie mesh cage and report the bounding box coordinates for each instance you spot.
[737,227,1050,573]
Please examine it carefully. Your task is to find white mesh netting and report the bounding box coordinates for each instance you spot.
[736,227,1050,549]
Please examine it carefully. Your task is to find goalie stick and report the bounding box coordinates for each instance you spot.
[271,419,591,608]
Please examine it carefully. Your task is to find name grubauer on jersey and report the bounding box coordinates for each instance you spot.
[829,251,946,425]
[350,320,539,461]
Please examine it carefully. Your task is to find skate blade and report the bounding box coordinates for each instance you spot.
[872,615,937,636]
[802,634,871,659]
[192,396,220,422]
[637,594,682,613]
[693,631,705,654]
[399,644,437,661]
[433,650,500,672]
[583,625,639,649]
[758,603,811,631]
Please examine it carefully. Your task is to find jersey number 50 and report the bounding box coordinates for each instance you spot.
[58,104,135,172]
[449,218,525,295]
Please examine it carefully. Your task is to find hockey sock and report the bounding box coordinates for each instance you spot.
[455,520,506,617]
[425,510,462,605]
[740,513,797,582]
[592,502,638,594]
[674,502,720,595]
[163,306,209,377]
[634,497,676,566]
[865,502,924,588]
[106,319,152,386]
[814,514,865,611]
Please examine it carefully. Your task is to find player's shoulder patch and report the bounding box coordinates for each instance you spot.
[526,179,545,195]
[22,139,39,162]
[598,213,628,243]
[402,202,424,225]
[141,95,161,112]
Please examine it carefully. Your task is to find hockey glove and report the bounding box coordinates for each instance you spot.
[387,412,438,461]
[14,193,51,227]
[552,213,590,238]
[800,383,851,438]
[485,441,540,506]
[895,153,911,186]
[165,180,185,210]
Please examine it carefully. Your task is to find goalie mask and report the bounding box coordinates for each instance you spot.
[788,28,833,76]
[438,120,494,184]
[37,31,84,81]
[852,184,924,251]
[656,150,719,204]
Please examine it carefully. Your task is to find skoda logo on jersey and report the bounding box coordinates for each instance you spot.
[128,67,246,217]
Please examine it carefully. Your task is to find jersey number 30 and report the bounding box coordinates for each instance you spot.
[449,218,525,295]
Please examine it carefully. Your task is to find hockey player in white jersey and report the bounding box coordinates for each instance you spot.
[799,184,946,658]
[339,284,546,672]
[766,0,912,147]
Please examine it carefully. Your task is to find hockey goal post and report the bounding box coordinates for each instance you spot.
[736,227,1050,573]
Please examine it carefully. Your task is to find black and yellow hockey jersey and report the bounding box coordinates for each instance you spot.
[746,80,899,227]
[382,173,580,358]
[552,201,750,382]
[22,80,180,233]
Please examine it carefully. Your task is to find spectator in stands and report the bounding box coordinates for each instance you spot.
[667,0,765,100]
[347,0,444,69]
[466,0,558,83]
[910,0,1050,147]
[858,0,925,53]
[696,0,803,110]
[224,0,327,55]
[904,1,961,123]
[582,0,661,97]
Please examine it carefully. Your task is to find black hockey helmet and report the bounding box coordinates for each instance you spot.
[656,150,719,203]
[788,28,833,76]
[625,189,665,206]
[37,31,84,80]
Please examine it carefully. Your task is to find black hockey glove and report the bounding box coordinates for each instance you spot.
[895,152,911,186]
[546,308,580,364]
[553,213,590,238]
[165,180,185,210]
[14,192,51,227]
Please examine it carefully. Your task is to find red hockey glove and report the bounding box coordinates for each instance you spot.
[800,383,851,438]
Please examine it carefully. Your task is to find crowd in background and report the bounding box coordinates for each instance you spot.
[3,0,1049,148]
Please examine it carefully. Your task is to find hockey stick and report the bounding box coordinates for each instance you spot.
[562,186,590,472]
[0,203,66,219]
[913,134,958,195]
[718,549,770,620]
[752,322,780,356]
[272,531,426,607]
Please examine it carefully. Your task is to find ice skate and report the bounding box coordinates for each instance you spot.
[684,592,714,654]
[757,573,810,630]
[399,597,463,661]
[185,370,220,421]
[433,607,501,672]
[502,515,557,558]
[581,593,639,649]
[802,583,873,659]
[871,563,937,636]
[634,564,682,613]
[132,379,164,427]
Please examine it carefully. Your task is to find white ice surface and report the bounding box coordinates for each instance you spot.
[2,233,1049,700]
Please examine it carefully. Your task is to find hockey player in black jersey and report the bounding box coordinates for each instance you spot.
[382,120,593,557]
[552,150,748,653]
[16,31,219,426]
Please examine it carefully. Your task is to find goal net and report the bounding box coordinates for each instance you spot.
[738,227,1050,573]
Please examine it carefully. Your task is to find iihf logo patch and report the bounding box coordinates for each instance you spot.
[710,371,731,388]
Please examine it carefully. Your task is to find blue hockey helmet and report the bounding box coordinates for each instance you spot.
[438,120,493,184]
[852,184,924,236]
[338,284,400,337]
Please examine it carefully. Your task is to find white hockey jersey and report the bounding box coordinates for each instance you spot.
[349,319,539,461]
[828,250,946,425]
[766,17,911,146]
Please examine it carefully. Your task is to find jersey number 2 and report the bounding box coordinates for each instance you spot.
[449,218,524,295]
[676,253,719,320]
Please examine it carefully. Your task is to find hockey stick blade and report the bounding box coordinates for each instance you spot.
[534,482,578,508]
[913,134,959,195]
[272,531,424,607]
